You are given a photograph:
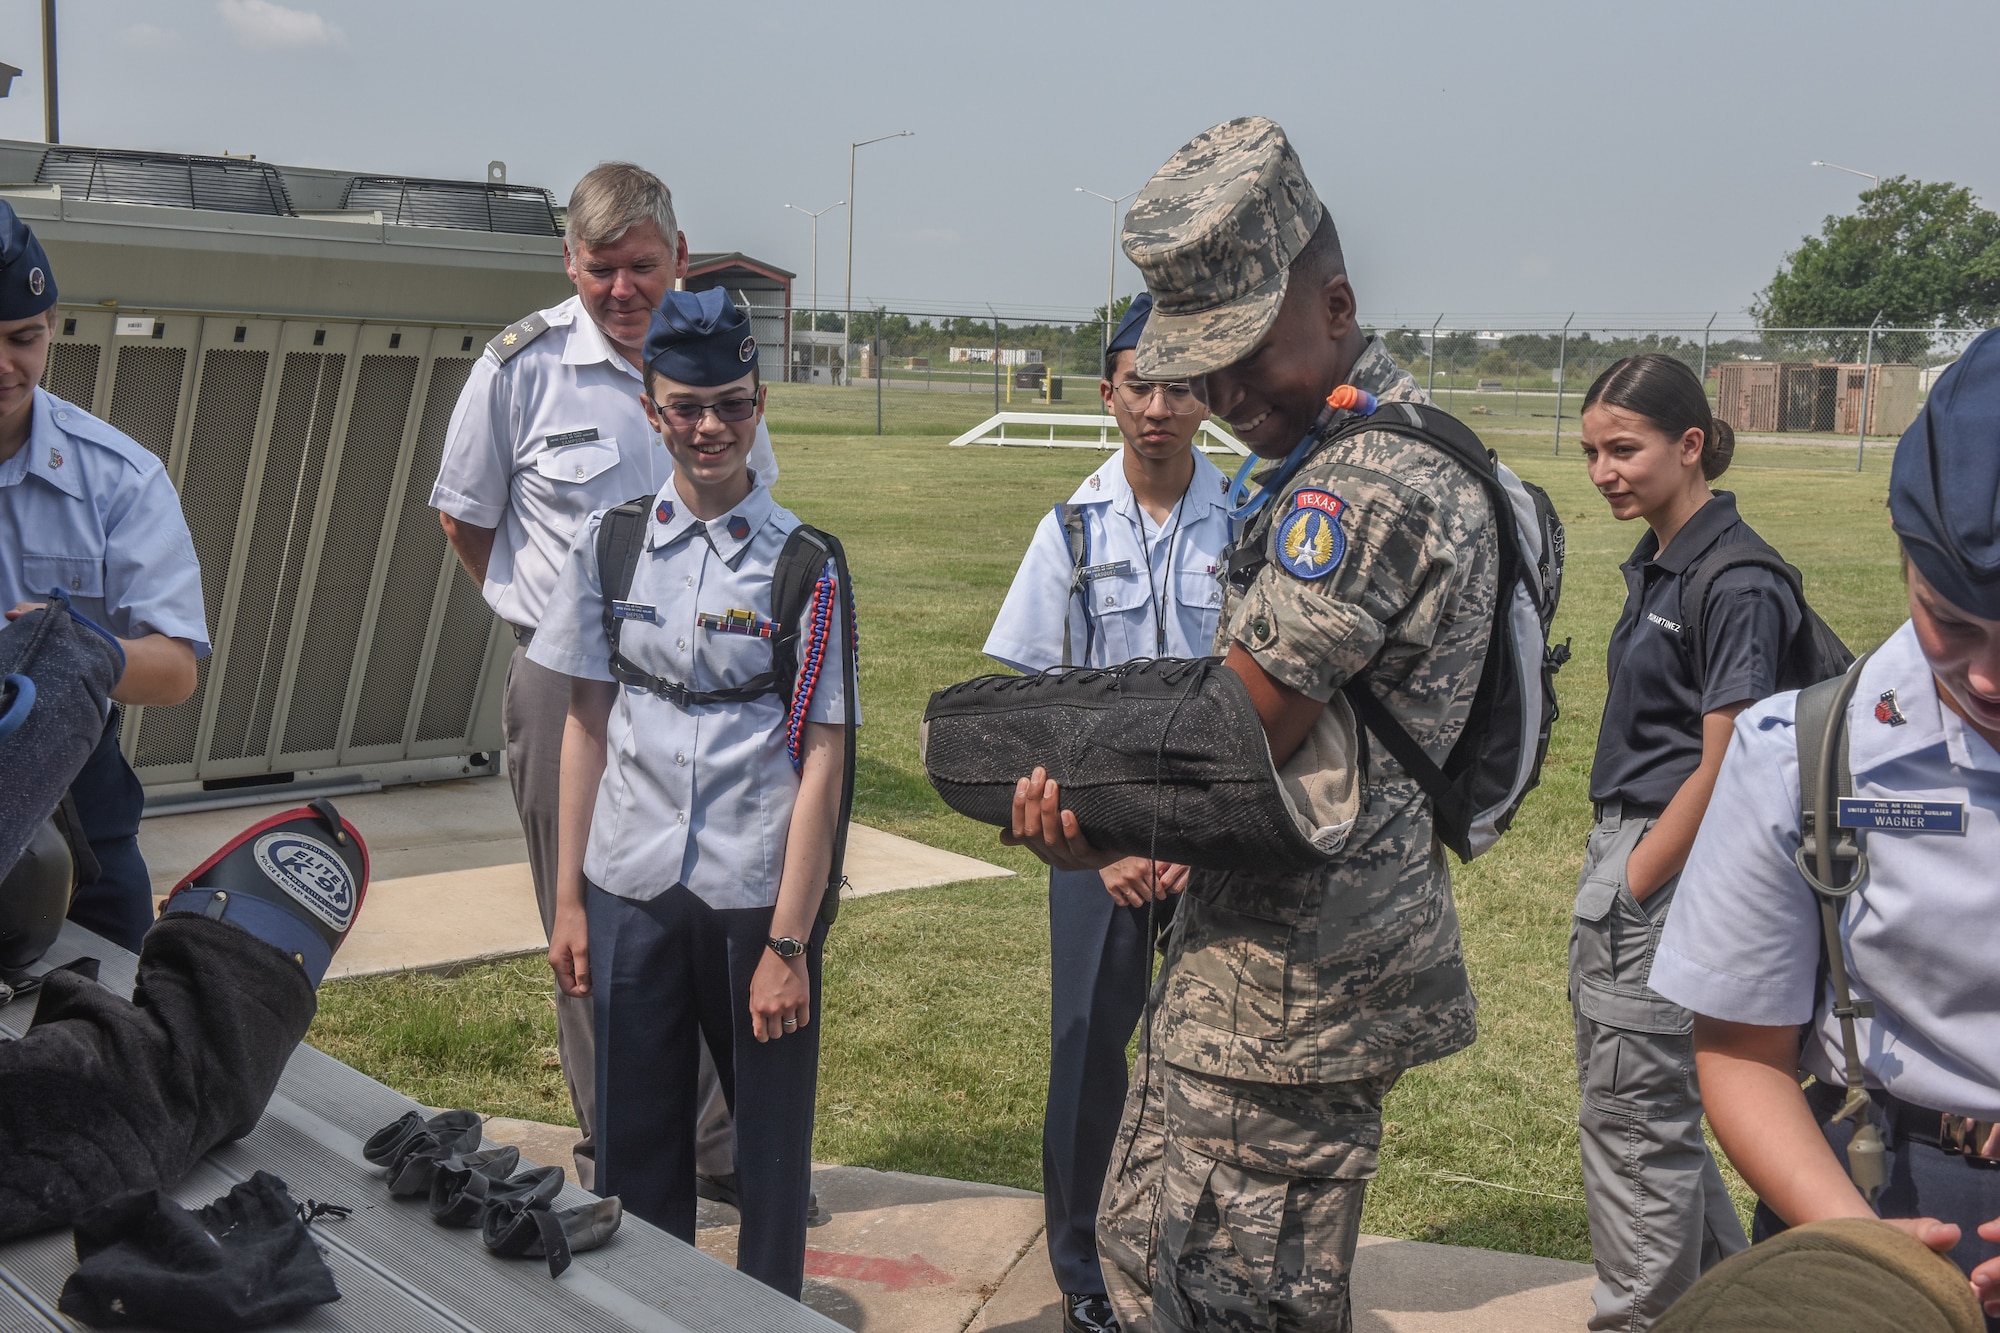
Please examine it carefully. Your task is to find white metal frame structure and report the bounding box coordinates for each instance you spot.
[946,411,1248,456]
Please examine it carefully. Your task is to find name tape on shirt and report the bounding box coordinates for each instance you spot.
[611,600,658,624]
[1837,798,1966,834]
[544,427,601,450]
[1082,560,1134,581]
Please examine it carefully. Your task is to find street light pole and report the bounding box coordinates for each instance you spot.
[41,0,58,143]
[785,200,844,383]
[1811,160,1880,187]
[844,130,913,389]
[1076,186,1138,364]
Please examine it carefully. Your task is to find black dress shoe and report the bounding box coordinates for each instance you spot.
[696,1172,827,1225]
[1064,1293,1120,1333]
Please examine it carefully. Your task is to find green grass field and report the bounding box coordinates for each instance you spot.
[309,380,1910,1262]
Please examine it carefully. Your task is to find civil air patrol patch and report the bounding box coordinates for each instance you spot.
[728,515,751,540]
[253,832,357,933]
[1875,689,1907,727]
[28,267,44,297]
[656,500,674,523]
[1274,489,1347,580]
[739,335,757,363]
[47,446,62,470]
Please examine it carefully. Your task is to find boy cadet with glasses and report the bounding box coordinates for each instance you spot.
[984,294,1232,1333]
[430,162,774,1193]
[530,288,853,1299]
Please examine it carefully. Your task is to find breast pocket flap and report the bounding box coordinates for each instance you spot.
[534,438,620,484]
[22,552,103,599]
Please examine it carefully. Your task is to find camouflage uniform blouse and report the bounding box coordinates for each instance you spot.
[1158,337,1497,1085]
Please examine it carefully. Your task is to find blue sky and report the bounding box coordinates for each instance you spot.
[1,0,1994,322]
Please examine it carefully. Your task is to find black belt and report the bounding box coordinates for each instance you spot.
[1808,1080,2000,1169]
[1592,798,1665,823]
[510,623,534,647]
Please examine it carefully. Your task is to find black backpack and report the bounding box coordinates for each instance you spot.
[1231,401,1570,862]
[1679,541,1854,693]
[594,496,858,926]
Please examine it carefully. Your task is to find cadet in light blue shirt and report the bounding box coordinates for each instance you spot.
[1652,329,2000,1324]
[0,201,208,952]
[982,294,1233,1332]
[529,288,852,1301]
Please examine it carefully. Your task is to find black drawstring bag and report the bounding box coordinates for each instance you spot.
[57,1171,340,1330]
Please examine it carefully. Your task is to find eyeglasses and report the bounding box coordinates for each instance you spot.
[1111,380,1204,415]
[653,396,760,428]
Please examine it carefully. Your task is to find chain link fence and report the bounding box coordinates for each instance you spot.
[735,301,1985,469]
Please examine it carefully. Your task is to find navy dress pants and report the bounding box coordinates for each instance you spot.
[589,882,823,1299]
[1044,866,1162,1297]
[65,708,153,954]
[1758,1082,2000,1332]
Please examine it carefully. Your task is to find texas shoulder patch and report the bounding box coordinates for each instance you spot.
[1274,489,1347,580]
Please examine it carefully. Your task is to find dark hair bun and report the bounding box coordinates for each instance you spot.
[1701,418,1735,480]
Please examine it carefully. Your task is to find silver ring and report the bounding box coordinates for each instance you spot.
[783,1018,797,1028]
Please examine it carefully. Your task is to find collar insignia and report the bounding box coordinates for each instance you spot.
[656,500,673,523]
[1874,689,1908,727]
[48,446,62,470]
[727,514,751,540]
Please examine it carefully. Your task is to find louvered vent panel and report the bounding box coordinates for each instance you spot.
[132,348,266,770]
[40,343,100,410]
[105,345,186,465]
[350,356,474,747]
[207,352,343,762]
[414,572,492,742]
[281,354,418,757]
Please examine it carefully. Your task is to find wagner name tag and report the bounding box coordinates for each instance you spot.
[1837,798,1967,833]
[611,601,657,624]
[1082,560,1134,581]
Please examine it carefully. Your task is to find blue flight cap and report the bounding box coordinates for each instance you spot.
[0,200,56,322]
[1890,328,2000,619]
[643,288,758,387]
[1106,293,1153,361]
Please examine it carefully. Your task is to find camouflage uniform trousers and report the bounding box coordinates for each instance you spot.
[1097,1010,1400,1333]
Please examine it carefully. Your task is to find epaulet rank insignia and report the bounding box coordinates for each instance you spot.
[487,311,551,364]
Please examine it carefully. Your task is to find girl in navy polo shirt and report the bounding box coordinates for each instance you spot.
[1569,354,1801,1329]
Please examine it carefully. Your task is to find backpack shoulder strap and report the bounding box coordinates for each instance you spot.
[1792,651,1887,1201]
[771,523,858,930]
[1057,502,1089,668]
[1681,543,1803,684]
[595,493,657,680]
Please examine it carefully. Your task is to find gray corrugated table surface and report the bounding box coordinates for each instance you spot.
[0,923,840,1332]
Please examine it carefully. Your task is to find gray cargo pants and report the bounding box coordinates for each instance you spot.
[1568,804,1747,1332]
[505,641,733,1190]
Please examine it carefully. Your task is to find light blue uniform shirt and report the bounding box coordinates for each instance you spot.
[430,294,778,630]
[527,479,852,910]
[984,449,1233,672]
[1652,620,2000,1117]
[0,387,209,654]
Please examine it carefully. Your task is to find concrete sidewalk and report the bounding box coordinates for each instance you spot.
[137,776,1014,979]
[480,1116,1593,1332]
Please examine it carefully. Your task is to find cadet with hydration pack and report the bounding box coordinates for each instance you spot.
[983,293,1232,1333]
[1652,327,2000,1326]
[1568,353,1847,1327]
[432,163,775,1191]
[1007,117,1567,1332]
[530,289,856,1299]
[0,201,209,954]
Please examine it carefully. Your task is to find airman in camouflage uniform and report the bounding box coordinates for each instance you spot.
[1016,117,1497,1332]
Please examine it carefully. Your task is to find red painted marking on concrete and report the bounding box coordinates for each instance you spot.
[804,1248,953,1290]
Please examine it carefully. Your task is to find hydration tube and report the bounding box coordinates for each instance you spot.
[1226,384,1380,522]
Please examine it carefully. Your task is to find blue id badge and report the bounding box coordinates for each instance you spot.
[1082,560,1134,581]
[1837,798,1967,834]
[611,600,658,624]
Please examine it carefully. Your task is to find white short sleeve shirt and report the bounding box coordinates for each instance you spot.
[1651,619,2000,1116]
[430,294,778,629]
[527,480,853,910]
[984,449,1233,673]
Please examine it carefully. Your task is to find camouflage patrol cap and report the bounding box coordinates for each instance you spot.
[1121,117,1323,380]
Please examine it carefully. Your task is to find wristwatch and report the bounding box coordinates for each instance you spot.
[766,935,806,959]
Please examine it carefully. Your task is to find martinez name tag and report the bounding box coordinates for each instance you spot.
[1837,798,1967,834]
